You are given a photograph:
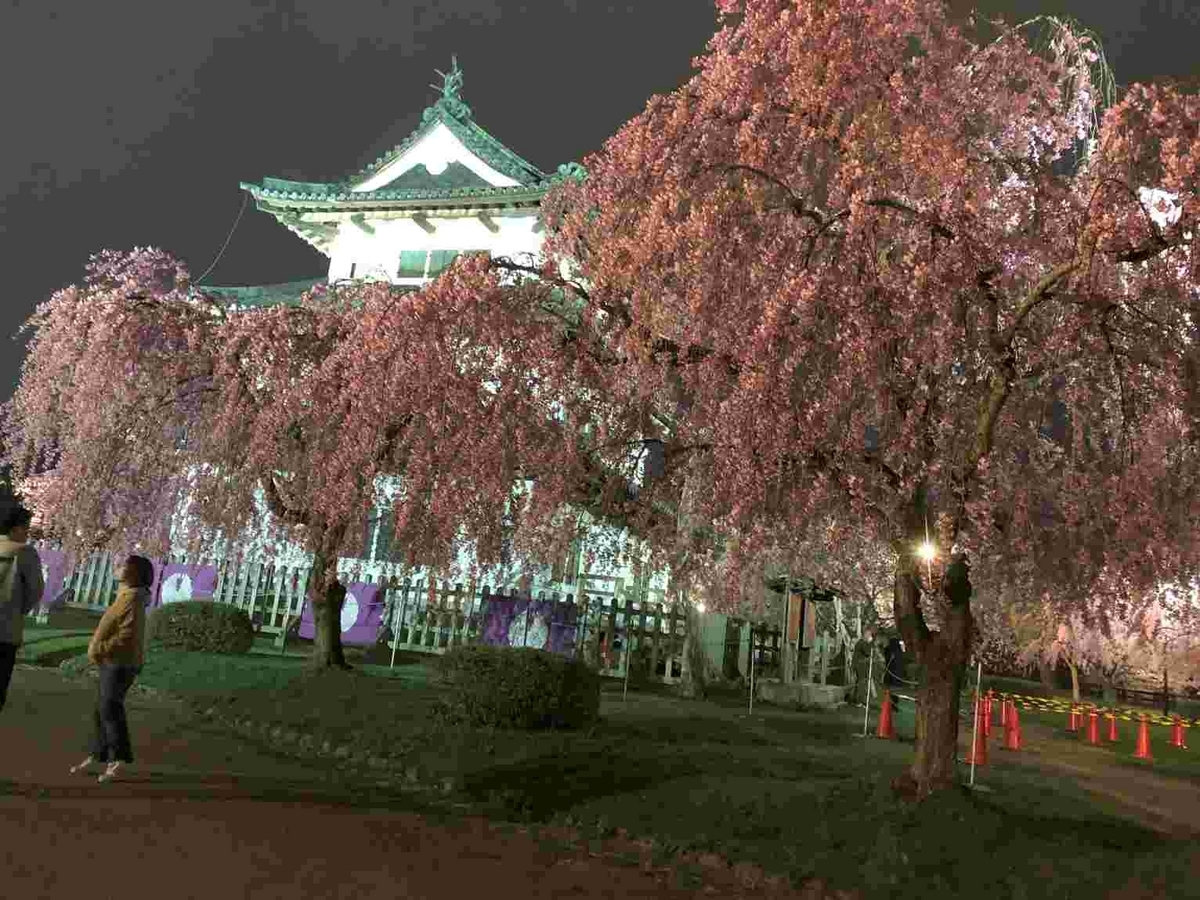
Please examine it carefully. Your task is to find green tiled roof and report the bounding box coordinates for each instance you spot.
[240,60,568,207]
[199,277,327,308]
[241,161,585,206]
[242,178,550,205]
[351,92,547,188]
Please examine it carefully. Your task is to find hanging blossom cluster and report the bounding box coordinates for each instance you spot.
[1,248,619,581]
[537,0,1200,617]
[4,1,1199,632]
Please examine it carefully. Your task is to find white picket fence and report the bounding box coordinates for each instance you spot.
[52,549,691,683]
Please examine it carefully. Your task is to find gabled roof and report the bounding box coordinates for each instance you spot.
[349,67,547,189]
[240,58,566,207]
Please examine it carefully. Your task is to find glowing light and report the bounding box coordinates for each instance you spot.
[696,602,706,614]
[917,542,937,563]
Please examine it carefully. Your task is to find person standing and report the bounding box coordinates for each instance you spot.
[71,554,152,783]
[883,635,905,718]
[0,503,46,713]
[851,628,877,707]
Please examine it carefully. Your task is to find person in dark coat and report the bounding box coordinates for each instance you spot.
[851,628,879,706]
[883,636,905,716]
[0,503,46,714]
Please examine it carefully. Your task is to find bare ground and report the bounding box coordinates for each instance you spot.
[0,666,852,900]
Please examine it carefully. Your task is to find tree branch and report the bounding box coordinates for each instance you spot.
[261,472,310,528]
[714,164,828,227]
[999,260,1079,349]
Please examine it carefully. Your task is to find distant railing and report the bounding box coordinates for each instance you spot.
[45,548,690,684]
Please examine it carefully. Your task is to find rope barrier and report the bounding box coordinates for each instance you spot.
[977,690,1197,729]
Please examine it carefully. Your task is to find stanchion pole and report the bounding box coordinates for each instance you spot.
[861,651,875,737]
[969,661,982,787]
[389,589,408,670]
[749,626,756,716]
[622,635,632,702]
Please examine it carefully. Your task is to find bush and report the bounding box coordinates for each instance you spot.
[147,601,254,654]
[432,644,601,730]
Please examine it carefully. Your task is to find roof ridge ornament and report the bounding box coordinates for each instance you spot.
[425,55,471,122]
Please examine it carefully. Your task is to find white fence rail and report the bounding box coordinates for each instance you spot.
[49,549,690,684]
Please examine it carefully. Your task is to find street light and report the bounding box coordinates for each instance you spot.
[917,541,937,585]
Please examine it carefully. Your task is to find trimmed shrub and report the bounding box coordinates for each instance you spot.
[432,644,601,730]
[147,601,255,654]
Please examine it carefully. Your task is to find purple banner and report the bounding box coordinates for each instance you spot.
[156,563,218,608]
[481,597,578,657]
[298,582,385,646]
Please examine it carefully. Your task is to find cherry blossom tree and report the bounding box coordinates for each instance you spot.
[529,0,1200,798]
[5,1,1198,801]
[1141,582,1200,706]
[1014,596,1159,702]
[1,249,380,668]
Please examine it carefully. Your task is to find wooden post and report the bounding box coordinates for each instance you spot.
[820,632,830,685]
[748,624,756,715]
[781,575,794,685]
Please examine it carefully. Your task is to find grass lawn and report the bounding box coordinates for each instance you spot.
[115,647,1197,898]
[17,633,94,665]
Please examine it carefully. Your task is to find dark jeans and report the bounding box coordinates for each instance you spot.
[0,642,17,712]
[90,664,140,763]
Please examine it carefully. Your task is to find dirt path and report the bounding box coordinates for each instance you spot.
[0,667,844,900]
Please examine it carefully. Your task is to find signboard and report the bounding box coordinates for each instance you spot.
[801,595,819,649]
[297,582,386,646]
[156,563,218,608]
[785,591,802,645]
[480,596,578,657]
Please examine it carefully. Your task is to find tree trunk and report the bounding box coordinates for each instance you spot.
[679,601,711,699]
[1067,661,1081,702]
[308,527,351,671]
[891,552,973,801]
[1038,659,1055,690]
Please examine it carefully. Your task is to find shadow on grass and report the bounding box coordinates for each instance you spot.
[143,656,1194,898]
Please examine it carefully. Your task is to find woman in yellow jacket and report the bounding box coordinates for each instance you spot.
[70,554,153,783]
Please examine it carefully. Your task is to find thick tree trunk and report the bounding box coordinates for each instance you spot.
[892,552,973,801]
[1067,661,1081,702]
[312,577,350,670]
[1038,659,1055,691]
[307,528,351,671]
[679,601,711,699]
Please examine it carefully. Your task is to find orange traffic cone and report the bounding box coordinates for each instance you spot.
[983,693,994,737]
[1067,707,1080,733]
[965,711,990,766]
[1133,715,1153,761]
[875,690,896,739]
[1105,713,1118,743]
[1001,702,1023,751]
[1086,709,1100,745]
[1169,716,1188,750]
[1000,696,1009,729]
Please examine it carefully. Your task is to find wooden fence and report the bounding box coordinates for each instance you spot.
[50,549,693,684]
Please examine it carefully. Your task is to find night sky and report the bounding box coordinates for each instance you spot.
[2,0,1197,398]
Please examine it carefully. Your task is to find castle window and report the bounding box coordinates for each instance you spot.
[397,251,427,278]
